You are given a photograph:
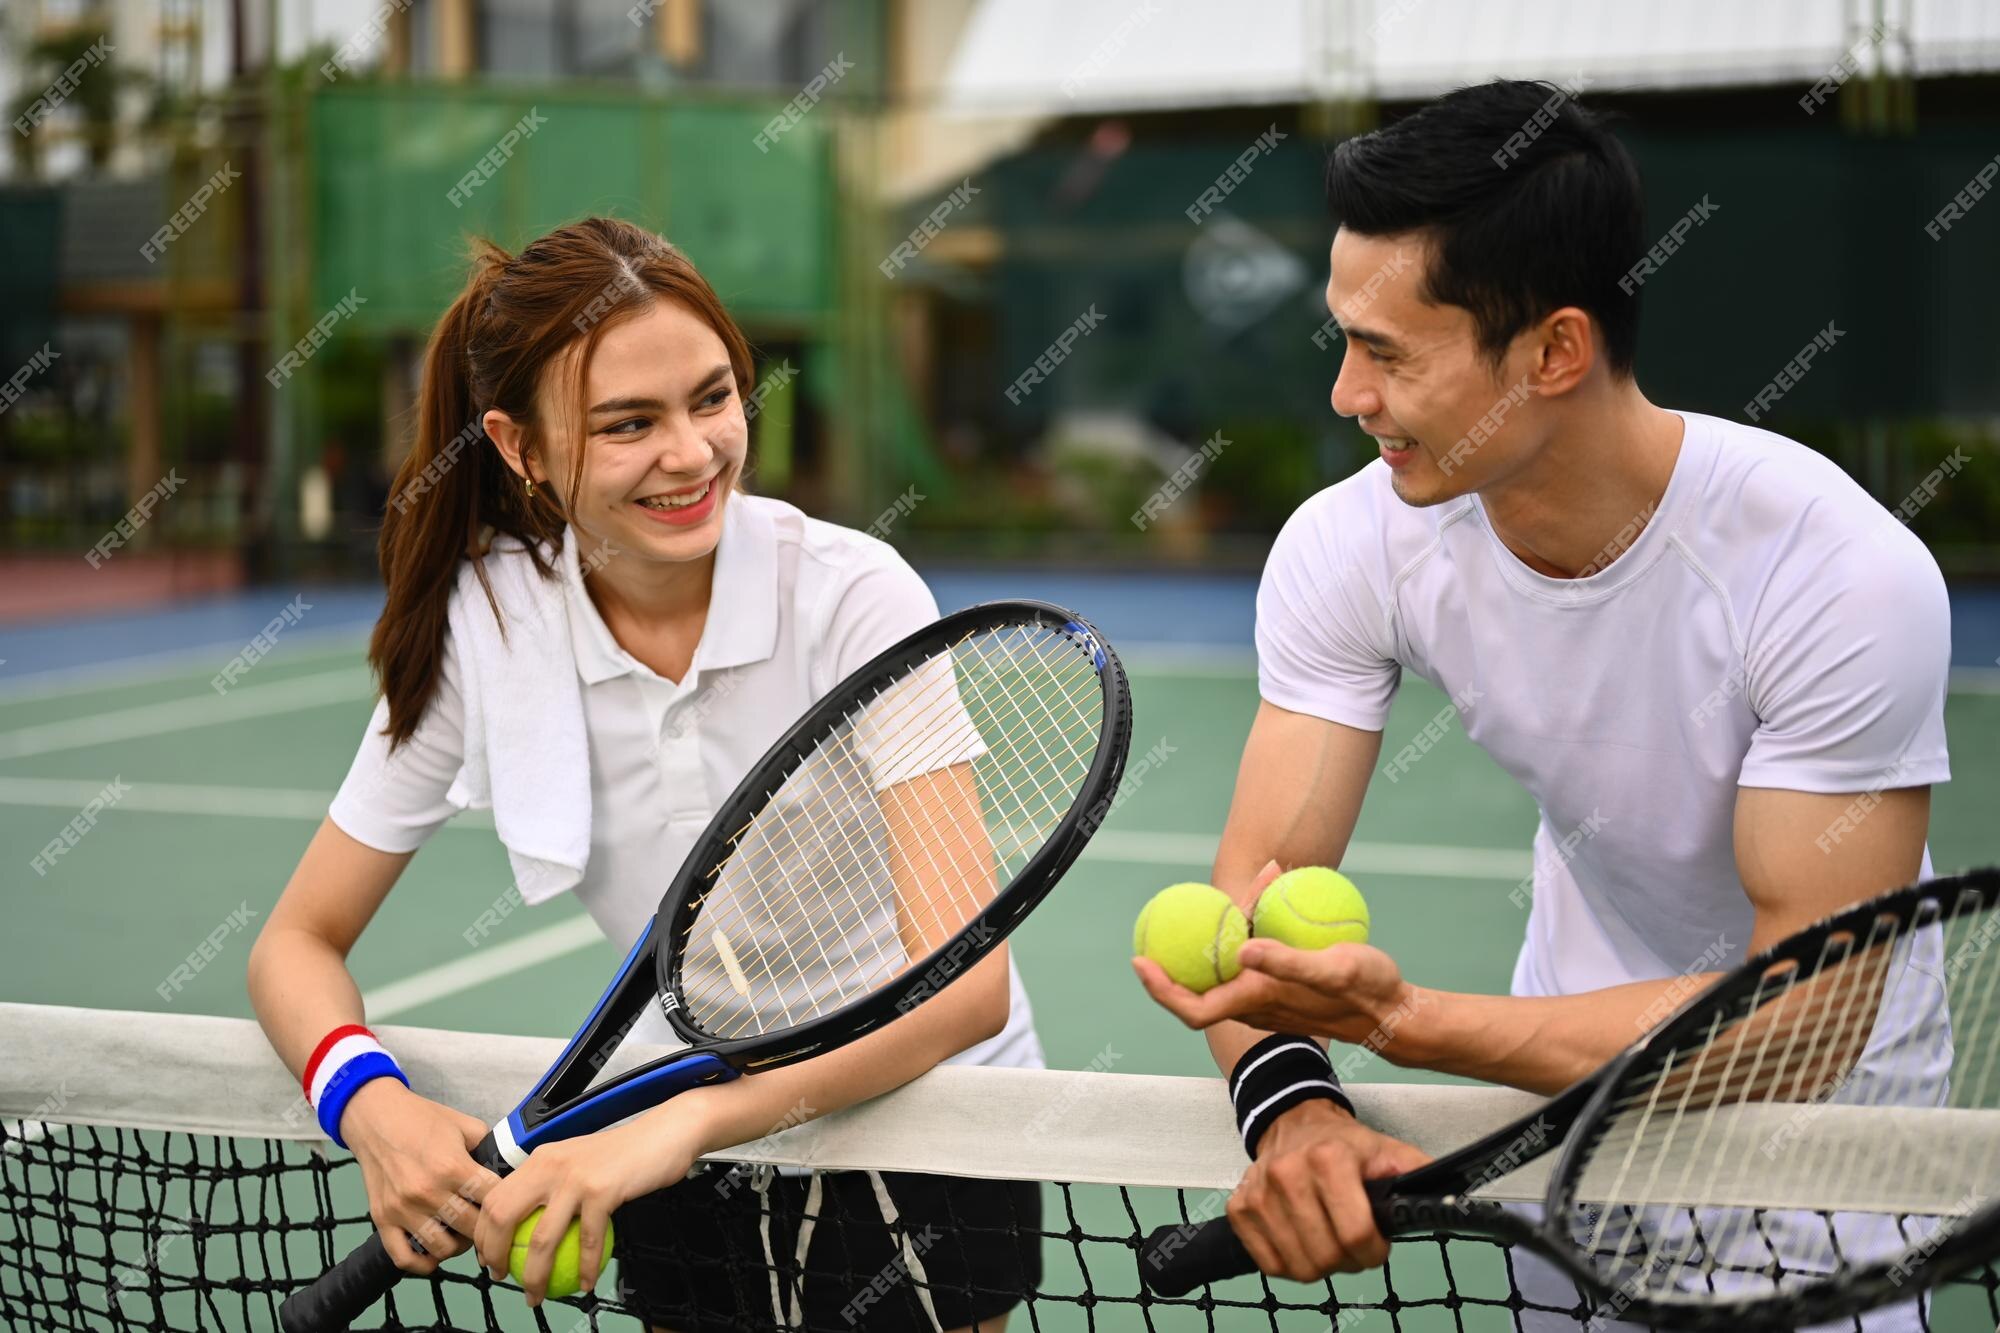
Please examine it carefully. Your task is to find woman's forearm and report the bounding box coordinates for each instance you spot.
[246,925,371,1081]
[247,820,412,1083]
[674,947,1013,1157]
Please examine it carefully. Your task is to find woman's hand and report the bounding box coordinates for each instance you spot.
[341,1080,499,1274]
[1134,938,1421,1050]
[473,1100,712,1306]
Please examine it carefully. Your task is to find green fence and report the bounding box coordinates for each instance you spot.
[308,86,838,329]
[886,110,2000,569]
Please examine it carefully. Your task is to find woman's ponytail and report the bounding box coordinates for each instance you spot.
[369,242,551,747]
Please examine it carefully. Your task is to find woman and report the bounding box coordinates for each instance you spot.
[246,217,1042,1332]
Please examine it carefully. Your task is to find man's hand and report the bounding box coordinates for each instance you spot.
[1136,937,1419,1050]
[1226,1100,1431,1280]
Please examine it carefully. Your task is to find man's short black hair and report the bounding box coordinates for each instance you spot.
[1327,79,1645,376]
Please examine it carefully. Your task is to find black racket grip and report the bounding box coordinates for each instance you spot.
[1139,1180,1398,1297]
[277,1230,399,1333]
[1139,1216,1254,1297]
[279,1129,509,1333]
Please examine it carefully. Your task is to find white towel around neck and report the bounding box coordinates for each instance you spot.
[444,528,592,904]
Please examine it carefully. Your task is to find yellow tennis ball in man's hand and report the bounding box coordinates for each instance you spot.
[1133,882,1249,992]
[509,1208,612,1301]
[1253,866,1370,949]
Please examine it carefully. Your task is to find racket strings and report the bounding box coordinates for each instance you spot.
[675,623,1106,1040]
[711,625,1098,922]
[687,632,1025,1002]
[1592,921,1904,1280]
[1592,925,1901,1283]
[750,626,1100,1007]
[689,662,999,1029]
[685,627,1099,986]
[1725,913,1943,1279]
[689,699,960,1032]
[1564,886,2000,1308]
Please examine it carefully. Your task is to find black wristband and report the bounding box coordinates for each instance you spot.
[1228,1033,1354,1159]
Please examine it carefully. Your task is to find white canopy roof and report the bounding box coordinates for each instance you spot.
[940,0,2000,115]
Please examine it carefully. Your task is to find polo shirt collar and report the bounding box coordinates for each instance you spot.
[693,494,780,672]
[563,494,781,685]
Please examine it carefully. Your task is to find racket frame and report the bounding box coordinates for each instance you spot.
[651,599,1129,1071]
[281,599,1128,1333]
[1542,865,2000,1329]
[513,599,1129,1155]
[1142,866,2000,1326]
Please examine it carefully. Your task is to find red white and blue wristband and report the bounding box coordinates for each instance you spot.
[303,1024,408,1149]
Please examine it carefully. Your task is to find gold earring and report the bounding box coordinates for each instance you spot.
[524,477,536,498]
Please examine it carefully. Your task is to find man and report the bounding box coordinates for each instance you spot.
[1134,79,1951,1323]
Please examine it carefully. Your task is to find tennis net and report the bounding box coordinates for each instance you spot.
[4,1002,1997,1332]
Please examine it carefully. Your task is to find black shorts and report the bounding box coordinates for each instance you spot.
[612,1164,1042,1332]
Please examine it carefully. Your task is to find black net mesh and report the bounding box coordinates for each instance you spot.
[6,1116,1999,1332]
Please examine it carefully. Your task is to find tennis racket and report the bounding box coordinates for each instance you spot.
[1142,865,2000,1330]
[280,599,1131,1332]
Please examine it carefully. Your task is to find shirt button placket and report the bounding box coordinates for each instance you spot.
[660,673,712,825]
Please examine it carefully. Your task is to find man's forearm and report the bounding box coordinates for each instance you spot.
[1205,1019,1287,1082]
[1379,974,1721,1094]
[1209,850,1308,1082]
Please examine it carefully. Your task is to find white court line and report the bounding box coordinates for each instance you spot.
[1081,828,1531,880]
[0,774,1531,1020]
[0,775,1529,880]
[352,836,1529,1020]
[2,633,1987,739]
[0,668,374,760]
[0,627,371,703]
[361,915,608,1019]
[1950,666,2000,695]
[0,775,402,824]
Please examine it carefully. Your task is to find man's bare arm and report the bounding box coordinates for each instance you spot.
[1143,700,1430,1282]
[1150,784,1932,1093]
[1203,701,1384,1077]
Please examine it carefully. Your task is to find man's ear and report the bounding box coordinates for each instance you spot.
[1532,306,1596,397]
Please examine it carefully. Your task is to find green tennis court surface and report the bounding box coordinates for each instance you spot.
[7,628,1998,1070]
[6,614,2000,1332]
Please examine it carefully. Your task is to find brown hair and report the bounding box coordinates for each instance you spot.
[370,216,755,747]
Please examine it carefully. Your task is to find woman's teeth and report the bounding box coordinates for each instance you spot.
[638,482,710,510]
[1381,438,1416,452]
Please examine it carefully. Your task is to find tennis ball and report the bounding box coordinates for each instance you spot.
[1253,866,1370,949]
[1133,882,1249,992]
[509,1208,612,1301]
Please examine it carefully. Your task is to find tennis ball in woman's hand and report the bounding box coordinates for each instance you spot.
[510,1208,612,1300]
[1133,882,1249,992]
[1253,866,1370,949]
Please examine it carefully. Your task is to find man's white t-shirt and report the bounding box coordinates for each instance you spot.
[1256,410,1952,996]
[331,493,1044,1069]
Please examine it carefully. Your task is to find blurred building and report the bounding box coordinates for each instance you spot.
[1,0,211,181]
[893,0,2000,566]
[2,0,1999,604]
[1,0,249,609]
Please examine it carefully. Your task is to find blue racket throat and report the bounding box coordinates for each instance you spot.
[540,925,658,1077]
[498,1053,738,1164]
